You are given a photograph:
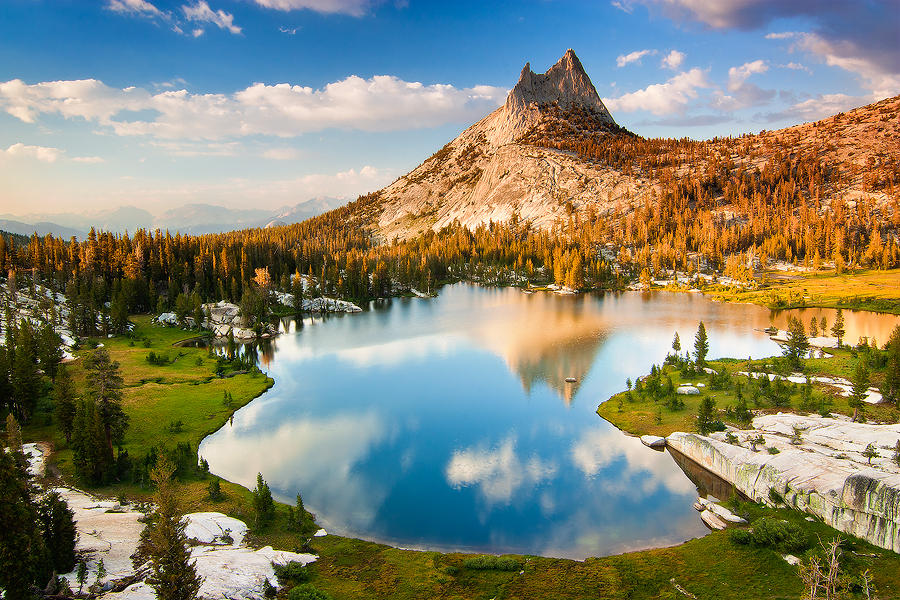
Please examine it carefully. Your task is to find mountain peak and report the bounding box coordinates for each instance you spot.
[506,49,611,119]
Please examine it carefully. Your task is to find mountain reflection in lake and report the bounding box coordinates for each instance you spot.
[199,285,899,559]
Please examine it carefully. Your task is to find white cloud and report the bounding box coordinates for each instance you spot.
[253,0,378,16]
[765,31,798,40]
[2,143,106,164]
[602,68,710,115]
[445,436,557,506]
[192,28,205,37]
[107,0,161,15]
[760,93,871,123]
[616,49,656,68]
[779,62,811,74]
[3,143,63,163]
[262,147,300,160]
[727,59,768,91]
[711,59,774,111]
[182,1,242,34]
[0,76,508,139]
[660,50,685,70]
[278,25,299,34]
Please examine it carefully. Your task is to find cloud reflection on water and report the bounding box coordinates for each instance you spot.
[445,436,558,506]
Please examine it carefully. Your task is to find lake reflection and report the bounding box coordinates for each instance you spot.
[199,285,899,559]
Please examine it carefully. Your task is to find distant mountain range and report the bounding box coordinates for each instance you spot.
[0,196,347,239]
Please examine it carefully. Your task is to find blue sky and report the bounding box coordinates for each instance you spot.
[1,0,897,216]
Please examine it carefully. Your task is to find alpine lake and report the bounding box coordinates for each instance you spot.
[199,284,900,559]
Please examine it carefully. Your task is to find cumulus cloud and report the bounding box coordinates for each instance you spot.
[629,1,900,98]
[616,49,656,68]
[445,437,557,506]
[1,143,104,164]
[0,76,508,140]
[660,50,685,70]
[3,143,63,163]
[711,59,774,110]
[602,67,710,115]
[182,1,241,34]
[106,0,161,16]
[253,0,380,16]
[759,93,871,123]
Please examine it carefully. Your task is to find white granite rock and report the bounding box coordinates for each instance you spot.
[676,385,700,395]
[667,413,900,552]
[640,435,666,448]
[183,512,248,546]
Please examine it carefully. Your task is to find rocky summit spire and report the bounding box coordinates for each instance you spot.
[504,49,613,121]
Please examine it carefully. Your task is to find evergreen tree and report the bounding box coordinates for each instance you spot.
[10,319,41,421]
[884,325,900,406]
[849,360,870,422]
[782,316,809,369]
[0,439,51,596]
[38,490,78,574]
[694,322,709,368]
[696,396,717,435]
[71,399,108,483]
[137,457,203,600]
[291,271,304,314]
[252,472,275,529]
[84,348,129,466]
[54,366,77,444]
[831,309,846,347]
[671,331,681,354]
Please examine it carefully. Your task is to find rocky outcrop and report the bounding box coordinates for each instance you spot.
[22,445,315,599]
[666,414,900,552]
[155,295,362,340]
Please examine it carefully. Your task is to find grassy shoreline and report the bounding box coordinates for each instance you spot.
[695,267,900,315]
[22,312,900,599]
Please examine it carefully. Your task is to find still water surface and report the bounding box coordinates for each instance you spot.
[200,285,899,559]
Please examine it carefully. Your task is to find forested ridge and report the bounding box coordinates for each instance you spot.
[0,96,897,328]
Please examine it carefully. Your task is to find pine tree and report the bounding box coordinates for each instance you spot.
[831,309,845,347]
[672,331,681,354]
[137,457,203,600]
[885,325,900,406]
[71,399,108,483]
[694,322,709,368]
[696,396,717,435]
[783,316,809,369]
[252,472,275,529]
[38,490,78,574]
[84,348,129,466]
[0,438,51,596]
[54,366,77,444]
[849,360,870,422]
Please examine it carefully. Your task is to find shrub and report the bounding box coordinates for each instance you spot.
[288,584,333,600]
[274,562,311,585]
[463,555,522,571]
[749,517,809,553]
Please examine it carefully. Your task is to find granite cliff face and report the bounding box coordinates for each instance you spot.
[667,414,900,553]
[373,49,643,239]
